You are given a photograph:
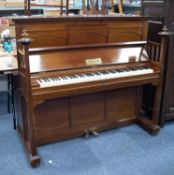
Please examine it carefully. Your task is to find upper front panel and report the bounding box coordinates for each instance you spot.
[14,16,148,48]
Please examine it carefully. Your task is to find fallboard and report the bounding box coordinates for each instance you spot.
[29,42,149,73]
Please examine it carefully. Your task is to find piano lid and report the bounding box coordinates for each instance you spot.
[29,43,149,73]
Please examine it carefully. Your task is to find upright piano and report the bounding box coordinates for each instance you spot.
[13,16,165,166]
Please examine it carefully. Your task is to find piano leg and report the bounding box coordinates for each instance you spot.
[17,124,40,167]
[137,117,160,135]
[14,91,41,167]
[137,85,160,135]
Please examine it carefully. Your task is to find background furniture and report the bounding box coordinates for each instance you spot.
[0,54,18,129]
[141,0,174,126]
[122,0,141,14]
[24,0,69,15]
[0,7,43,17]
[141,0,163,19]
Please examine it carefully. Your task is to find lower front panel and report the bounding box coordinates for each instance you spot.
[106,87,137,121]
[34,87,139,145]
[70,93,105,129]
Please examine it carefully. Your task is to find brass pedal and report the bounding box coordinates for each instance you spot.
[84,129,90,138]
[91,130,99,136]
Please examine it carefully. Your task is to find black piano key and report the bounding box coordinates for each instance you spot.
[125,69,131,72]
[72,75,77,78]
[104,71,110,74]
[45,79,49,82]
[131,67,138,70]
[100,71,108,75]
[144,67,149,69]
[40,79,45,83]
[74,74,81,78]
[65,76,70,79]
[85,73,91,77]
[116,70,123,73]
[89,73,94,76]
[56,77,61,80]
[51,78,56,81]
[61,77,67,80]
[108,70,116,74]
[69,76,74,79]
[72,75,78,78]
[79,74,85,78]
[94,72,101,75]
[138,67,145,70]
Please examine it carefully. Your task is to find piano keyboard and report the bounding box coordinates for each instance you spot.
[37,67,154,88]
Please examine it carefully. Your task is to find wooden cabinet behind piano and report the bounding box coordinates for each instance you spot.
[13,16,164,166]
[142,0,174,126]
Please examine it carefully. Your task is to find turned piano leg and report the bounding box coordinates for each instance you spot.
[137,85,160,135]
[17,124,40,167]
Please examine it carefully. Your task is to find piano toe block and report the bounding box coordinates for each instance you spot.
[137,117,160,135]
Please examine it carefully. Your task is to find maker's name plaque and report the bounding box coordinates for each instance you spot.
[85,58,102,66]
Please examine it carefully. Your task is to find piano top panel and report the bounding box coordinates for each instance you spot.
[29,45,149,73]
[13,15,149,49]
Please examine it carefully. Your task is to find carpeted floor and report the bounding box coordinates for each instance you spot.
[0,94,174,175]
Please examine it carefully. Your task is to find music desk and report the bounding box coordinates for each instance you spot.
[0,54,18,129]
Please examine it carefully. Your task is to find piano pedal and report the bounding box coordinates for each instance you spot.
[84,129,90,138]
[91,130,99,136]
